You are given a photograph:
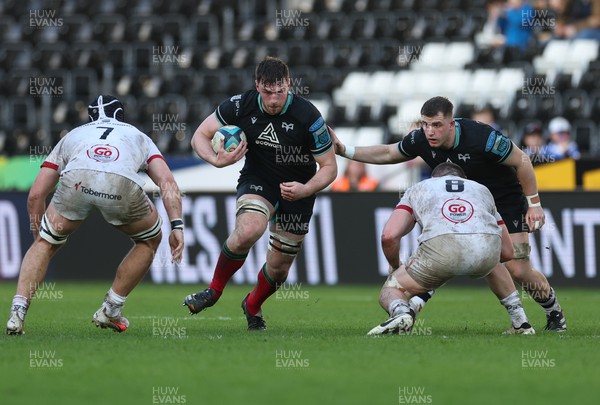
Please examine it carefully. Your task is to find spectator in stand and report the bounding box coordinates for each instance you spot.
[331,160,379,191]
[476,0,537,56]
[546,116,581,160]
[550,0,600,40]
[499,0,538,50]
[520,121,549,166]
[471,105,502,131]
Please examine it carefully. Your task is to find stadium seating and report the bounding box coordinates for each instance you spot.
[0,0,598,159]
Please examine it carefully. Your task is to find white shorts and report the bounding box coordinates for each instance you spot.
[405,234,501,290]
[52,170,152,226]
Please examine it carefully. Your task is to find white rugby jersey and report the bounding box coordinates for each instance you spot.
[42,118,163,187]
[397,175,504,243]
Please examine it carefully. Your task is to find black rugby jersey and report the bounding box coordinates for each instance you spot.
[215,90,332,185]
[398,118,522,204]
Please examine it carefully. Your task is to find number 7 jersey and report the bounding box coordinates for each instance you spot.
[397,176,504,244]
[41,118,163,187]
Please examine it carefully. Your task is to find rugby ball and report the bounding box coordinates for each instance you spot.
[211,125,246,153]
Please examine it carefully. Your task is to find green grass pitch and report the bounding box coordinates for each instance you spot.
[1,282,599,404]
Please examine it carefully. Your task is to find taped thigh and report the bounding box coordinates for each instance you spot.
[236,198,271,220]
[268,231,303,257]
[384,270,405,290]
[129,216,162,242]
[39,213,68,245]
[513,242,531,260]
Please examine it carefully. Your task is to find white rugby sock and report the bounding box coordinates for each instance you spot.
[104,288,127,317]
[388,299,410,317]
[409,290,435,315]
[500,291,529,327]
[12,295,29,311]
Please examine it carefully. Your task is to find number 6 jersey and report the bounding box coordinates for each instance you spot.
[397,175,504,244]
[41,118,164,187]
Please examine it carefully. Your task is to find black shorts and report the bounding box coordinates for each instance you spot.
[496,194,529,234]
[237,174,316,235]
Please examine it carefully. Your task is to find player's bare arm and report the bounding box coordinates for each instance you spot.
[191,114,247,168]
[280,148,337,202]
[502,144,545,231]
[381,208,416,269]
[329,126,408,164]
[27,167,60,239]
[147,158,184,263]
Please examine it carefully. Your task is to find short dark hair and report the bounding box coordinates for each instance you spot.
[431,162,466,178]
[255,56,289,85]
[421,96,454,118]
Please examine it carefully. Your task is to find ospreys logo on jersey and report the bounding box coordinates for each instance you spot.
[256,122,280,148]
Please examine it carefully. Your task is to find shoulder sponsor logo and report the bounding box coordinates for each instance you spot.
[308,117,324,132]
[282,122,294,132]
[86,144,120,163]
[256,122,280,147]
[250,184,263,192]
[441,198,474,223]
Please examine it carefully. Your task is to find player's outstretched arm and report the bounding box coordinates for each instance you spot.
[502,144,545,231]
[381,208,416,269]
[329,126,407,164]
[27,167,60,240]
[147,158,184,263]
[191,114,247,168]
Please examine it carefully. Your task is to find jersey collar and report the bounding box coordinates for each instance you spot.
[257,92,293,115]
[452,120,461,149]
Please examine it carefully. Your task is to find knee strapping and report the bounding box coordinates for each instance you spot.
[39,213,68,245]
[236,198,271,220]
[130,216,162,241]
[384,274,403,289]
[268,232,303,256]
[513,242,531,260]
